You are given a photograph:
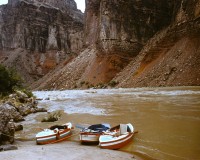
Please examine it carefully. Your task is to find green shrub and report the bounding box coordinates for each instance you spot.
[21,88,34,98]
[96,83,106,88]
[108,80,119,87]
[80,81,85,86]
[0,64,23,96]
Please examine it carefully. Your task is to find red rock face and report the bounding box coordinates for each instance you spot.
[114,0,200,87]
[29,0,200,90]
[1,0,200,89]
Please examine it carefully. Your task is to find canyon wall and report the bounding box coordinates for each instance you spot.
[85,0,174,56]
[32,0,200,90]
[1,0,199,90]
[0,0,84,84]
[114,0,200,87]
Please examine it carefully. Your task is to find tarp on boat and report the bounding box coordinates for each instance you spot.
[88,124,110,132]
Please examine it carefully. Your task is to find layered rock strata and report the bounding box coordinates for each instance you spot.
[0,0,84,84]
[114,0,200,87]
[32,0,179,89]
[2,0,200,89]
[85,0,174,56]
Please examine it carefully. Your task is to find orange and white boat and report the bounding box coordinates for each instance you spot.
[99,123,135,149]
[79,124,110,144]
[36,122,73,145]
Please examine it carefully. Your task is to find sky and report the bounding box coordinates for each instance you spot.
[74,0,85,13]
[0,0,8,5]
[0,0,85,12]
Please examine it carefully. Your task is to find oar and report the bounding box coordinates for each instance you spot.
[134,131,139,134]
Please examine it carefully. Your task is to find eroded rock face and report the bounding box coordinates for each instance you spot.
[1,0,83,53]
[85,0,174,56]
[1,0,199,89]
[114,0,200,87]
[172,0,200,24]
[0,0,84,84]
[31,0,200,90]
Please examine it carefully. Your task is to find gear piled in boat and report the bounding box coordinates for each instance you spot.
[99,123,136,149]
[35,122,137,149]
[79,123,110,144]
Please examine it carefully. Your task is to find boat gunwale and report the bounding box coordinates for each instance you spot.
[99,132,134,144]
[99,133,134,149]
[36,128,71,139]
[36,132,72,145]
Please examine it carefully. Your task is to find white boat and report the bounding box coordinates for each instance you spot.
[79,124,110,143]
[36,122,73,145]
[99,123,135,149]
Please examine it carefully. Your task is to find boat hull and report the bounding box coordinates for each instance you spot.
[36,129,72,145]
[36,122,73,145]
[80,132,100,143]
[99,133,134,149]
[79,123,111,144]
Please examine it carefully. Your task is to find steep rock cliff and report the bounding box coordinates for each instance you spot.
[68,0,176,87]
[0,0,84,84]
[32,0,200,90]
[85,0,174,56]
[75,0,176,86]
[114,0,200,87]
[2,0,199,90]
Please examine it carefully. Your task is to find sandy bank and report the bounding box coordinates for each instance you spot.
[0,140,137,160]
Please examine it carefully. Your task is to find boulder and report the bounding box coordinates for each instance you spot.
[35,108,47,113]
[0,103,24,122]
[0,106,16,144]
[15,90,28,99]
[0,93,46,144]
[15,124,23,131]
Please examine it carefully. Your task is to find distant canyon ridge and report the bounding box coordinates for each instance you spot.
[0,0,200,90]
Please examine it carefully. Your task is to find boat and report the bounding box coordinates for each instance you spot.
[36,122,73,145]
[99,123,135,149]
[79,123,110,144]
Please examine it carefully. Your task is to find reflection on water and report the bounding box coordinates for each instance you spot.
[17,87,200,160]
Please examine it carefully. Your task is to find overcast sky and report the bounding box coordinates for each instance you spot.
[0,0,85,12]
[0,0,8,5]
[74,0,85,13]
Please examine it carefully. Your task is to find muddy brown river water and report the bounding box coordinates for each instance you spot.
[16,86,200,160]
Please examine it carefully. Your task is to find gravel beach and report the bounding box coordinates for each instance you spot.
[0,140,137,160]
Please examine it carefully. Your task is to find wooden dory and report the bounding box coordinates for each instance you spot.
[99,123,134,149]
[36,122,73,145]
[79,124,110,143]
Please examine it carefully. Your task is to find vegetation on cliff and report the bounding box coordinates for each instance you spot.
[0,65,43,145]
[0,64,23,96]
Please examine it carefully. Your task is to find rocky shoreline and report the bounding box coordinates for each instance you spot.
[0,90,138,159]
[0,90,47,149]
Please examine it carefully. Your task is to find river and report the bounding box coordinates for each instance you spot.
[16,86,200,160]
